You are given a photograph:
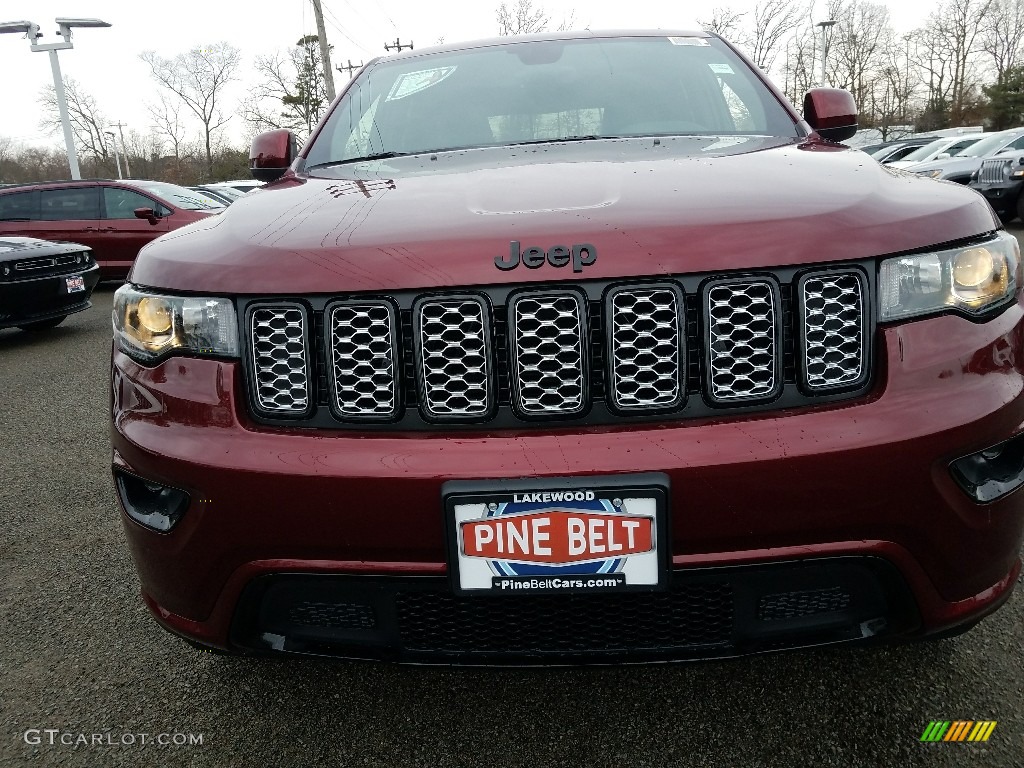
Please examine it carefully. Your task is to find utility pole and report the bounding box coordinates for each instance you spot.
[336,59,363,78]
[310,0,336,101]
[105,131,122,179]
[384,39,413,52]
[113,121,130,177]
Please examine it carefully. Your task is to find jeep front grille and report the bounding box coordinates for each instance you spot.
[608,286,683,410]
[248,304,310,415]
[979,158,1011,185]
[328,301,398,418]
[511,292,586,416]
[705,280,779,402]
[416,297,491,418]
[241,265,873,429]
[800,272,866,390]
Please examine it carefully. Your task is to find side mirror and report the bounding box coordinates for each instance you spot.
[250,129,297,182]
[133,207,159,225]
[803,88,858,143]
[936,152,951,160]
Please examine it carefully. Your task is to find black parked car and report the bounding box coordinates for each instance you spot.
[0,237,99,331]
[969,150,1024,223]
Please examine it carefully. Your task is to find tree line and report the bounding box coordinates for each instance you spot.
[4,0,1024,185]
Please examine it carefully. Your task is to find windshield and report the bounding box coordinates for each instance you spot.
[305,36,799,167]
[131,181,225,210]
[954,133,1009,158]
[898,139,950,163]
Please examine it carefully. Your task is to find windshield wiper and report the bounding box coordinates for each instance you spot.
[308,152,412,169]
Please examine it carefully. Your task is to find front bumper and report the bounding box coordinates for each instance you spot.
[111,305,1024,661]
[971,180,1024,214]
[0,263,100,328]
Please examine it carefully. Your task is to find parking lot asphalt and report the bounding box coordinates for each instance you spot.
[2,254,1024,767]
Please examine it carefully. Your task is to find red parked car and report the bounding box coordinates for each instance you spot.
[110,31,1024,664]
[0,179,222,279]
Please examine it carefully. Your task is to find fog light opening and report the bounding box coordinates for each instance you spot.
[114,470,190,531]
[950,433,1024,503]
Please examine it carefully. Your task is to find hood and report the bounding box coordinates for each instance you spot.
[131,136,999,294]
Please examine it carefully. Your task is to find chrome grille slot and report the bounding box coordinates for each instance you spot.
[609,286,682,410]
[512,292,586,416]
[249,304,310,414]
[800,272,865,390]
[979,158,1010,185]
[14,257,56,271]
[705,280,779,402]
[416,297,491,418]
[328,301,398,418]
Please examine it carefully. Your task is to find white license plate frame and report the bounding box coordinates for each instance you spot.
[443,474,670,596]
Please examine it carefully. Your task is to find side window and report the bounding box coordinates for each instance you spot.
[1008,135,1024,151]
[103,187,157,219]
[0,190,36,220]
[39,187,99,221]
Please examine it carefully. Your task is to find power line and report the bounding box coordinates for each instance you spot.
[365,0,398,33]
[384,38,413,52]
[319,1,374,56]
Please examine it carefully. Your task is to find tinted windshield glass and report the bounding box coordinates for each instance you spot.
[954,133,1008,158]
[131,181,224,210]
[306,36,798,167]
[898,139,949,162]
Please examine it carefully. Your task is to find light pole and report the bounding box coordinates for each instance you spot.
[816,20,837,87]
[106,131,123,179]
[0,17,111,180]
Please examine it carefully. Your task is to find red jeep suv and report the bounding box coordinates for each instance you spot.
[110,31,1024,664]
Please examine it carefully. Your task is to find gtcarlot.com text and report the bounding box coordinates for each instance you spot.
[24,729,204,747]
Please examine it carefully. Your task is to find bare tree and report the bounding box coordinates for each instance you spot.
[699,7,751,46]
[148,93,190,179]
[749,0,805,72]
[497,0,549,35]
[39,77,111,160]
[983,0,1024,82]
[245,35,329,140]
[940,0,993,123]
[828,1,894,113]
[140,42,241,179]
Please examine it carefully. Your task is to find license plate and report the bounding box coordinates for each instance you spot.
[444,474,669,595]
[65,275,85,293]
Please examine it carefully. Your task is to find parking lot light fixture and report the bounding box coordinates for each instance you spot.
[0,17,111,180]
[817,20,838,87]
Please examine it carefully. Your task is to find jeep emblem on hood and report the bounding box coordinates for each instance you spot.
[495,241,597,272]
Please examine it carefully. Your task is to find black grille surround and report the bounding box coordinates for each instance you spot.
[237,262,876,431]
[229,557,920,664]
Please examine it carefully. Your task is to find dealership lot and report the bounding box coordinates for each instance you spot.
[2,264,1023,767]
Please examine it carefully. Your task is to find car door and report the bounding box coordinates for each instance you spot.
[35,185,103,254]
[100,186,171,277]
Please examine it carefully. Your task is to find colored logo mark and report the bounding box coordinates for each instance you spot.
[920,721,997,742]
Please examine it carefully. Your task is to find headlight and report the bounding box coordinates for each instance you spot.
[112,284,238,362]
[916,169,944,178]
[879,232,1020,322]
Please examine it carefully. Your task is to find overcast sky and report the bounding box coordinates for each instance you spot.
[0,0,934,150]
